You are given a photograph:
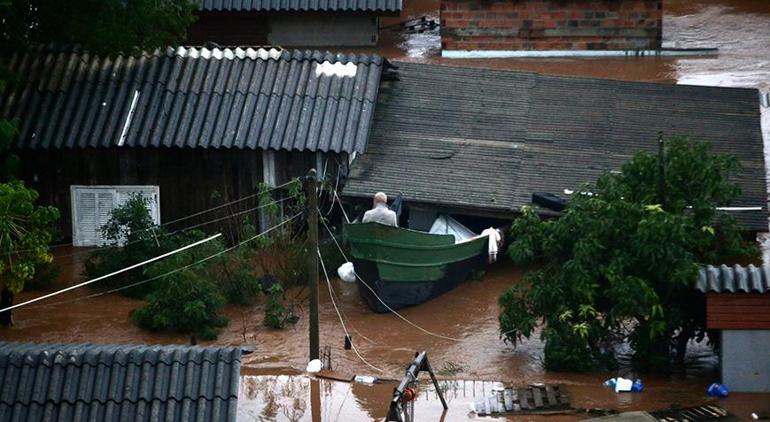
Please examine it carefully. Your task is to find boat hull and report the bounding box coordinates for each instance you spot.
[345,223,488,313]
[352,253,486,312]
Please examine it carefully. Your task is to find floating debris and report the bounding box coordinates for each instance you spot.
[650,404,733,421]
[470,383,571,416]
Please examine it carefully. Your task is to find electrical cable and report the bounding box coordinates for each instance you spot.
[319,212,464,342]
[24,213,302,310]
[48,194,297,263]
[318,247,385,374]
[0,233,223,313]
[5,179,298,256]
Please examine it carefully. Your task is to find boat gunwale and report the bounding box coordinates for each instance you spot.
[346,235,487,251]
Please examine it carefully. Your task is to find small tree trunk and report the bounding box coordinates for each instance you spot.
[0,287,14,327]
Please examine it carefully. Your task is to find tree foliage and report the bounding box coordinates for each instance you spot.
[499,137,754,372]
[0,0,197,55]
[0,180,59,294]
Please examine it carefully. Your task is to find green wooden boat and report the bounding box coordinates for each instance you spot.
[345,222,488,313]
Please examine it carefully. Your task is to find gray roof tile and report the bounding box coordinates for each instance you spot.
[344,62,767,231]
[697,264,770,293]
[0,342,241,422]
[198,0,401,12]
[1,46,385,154]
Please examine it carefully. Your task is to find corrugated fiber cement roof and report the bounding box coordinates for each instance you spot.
[0,342,242,422]
[198,0,401,13]
[697,264,770,294]
[344,61,767,231]
[1,46,385,154]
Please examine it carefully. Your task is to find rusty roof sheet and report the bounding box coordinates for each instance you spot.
[1,46,385,153]
[697,264,770,294]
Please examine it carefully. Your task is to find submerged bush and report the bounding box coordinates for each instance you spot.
[84,193,168,298]
[263,283,298,329]
[130,234,229,340]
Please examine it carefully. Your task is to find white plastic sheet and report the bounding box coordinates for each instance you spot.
[429,214,476,242]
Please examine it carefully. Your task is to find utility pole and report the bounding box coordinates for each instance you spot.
[307,168,320,361]
[657,131,666,210]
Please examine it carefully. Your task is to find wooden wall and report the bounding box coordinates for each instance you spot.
[188,11,379,47]
[707,293,770,330]
[188,11,270,45]
[19,148,330,241]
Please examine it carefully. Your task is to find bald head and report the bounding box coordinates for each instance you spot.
[373,192,387,206]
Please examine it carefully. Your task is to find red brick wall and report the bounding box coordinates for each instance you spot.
[707,293,770,330]
[440,0,662,51]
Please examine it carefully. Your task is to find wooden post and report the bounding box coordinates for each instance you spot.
[307,168,320,361]
[657,131,665,210]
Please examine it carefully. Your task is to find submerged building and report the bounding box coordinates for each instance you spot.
[0,46,389,245]
[697,265,770,392]
[342,62,767,233]
[189,0,402,47]
[440,0,663,57]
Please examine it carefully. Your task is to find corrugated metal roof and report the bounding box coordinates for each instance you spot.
[198,0,401,12]
[0,46,385,153]
[697,264,770,293]
[0,342,241,422]
[344,61,767,231]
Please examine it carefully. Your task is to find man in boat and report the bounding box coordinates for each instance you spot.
[362,192,398,227]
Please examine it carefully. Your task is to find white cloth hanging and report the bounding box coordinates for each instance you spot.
[481,227,502,263]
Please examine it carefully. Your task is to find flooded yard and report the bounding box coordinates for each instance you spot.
[3,255,769,420]
[1,0,769,420]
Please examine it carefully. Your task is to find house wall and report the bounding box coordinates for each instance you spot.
[19,149,329,241]
[189,11,379,47]
[706,293,770,330]
[440,0,662,52]
[720,330,770,392]
[188,11,270,45]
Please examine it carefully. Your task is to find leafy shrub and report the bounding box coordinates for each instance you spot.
[129,234,229,340]
[263,283,298,329]
[84,193,168,298]
[215,247,262,306]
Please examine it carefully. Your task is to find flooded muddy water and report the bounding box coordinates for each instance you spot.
[2,1,770,420]
[3,257,770,420]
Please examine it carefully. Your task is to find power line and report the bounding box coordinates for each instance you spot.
[48,194,296,263]
[319,212,464,342]
[25,213,302,310]
[5,179,298,256]
[318,247,385,374]
[0,234,223,313]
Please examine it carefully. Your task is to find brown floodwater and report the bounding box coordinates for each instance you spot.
[3,256,770,420]
[2,1,770,420]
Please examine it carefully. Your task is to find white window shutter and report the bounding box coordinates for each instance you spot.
[74,190,97,247]
[95,191,116,246]
[71,185,160,247]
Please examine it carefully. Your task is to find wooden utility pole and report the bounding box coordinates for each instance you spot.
[657,131,666,210]
[307,168,320,361]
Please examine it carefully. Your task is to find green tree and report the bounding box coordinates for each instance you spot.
[499,136,754,372]
[0,0,197,56]
[0,180,59,325]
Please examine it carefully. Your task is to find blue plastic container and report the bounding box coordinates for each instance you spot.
[707,383,729,398]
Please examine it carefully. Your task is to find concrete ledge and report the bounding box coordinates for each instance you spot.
[441,48,718,59]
